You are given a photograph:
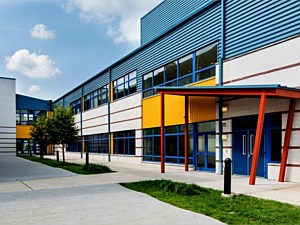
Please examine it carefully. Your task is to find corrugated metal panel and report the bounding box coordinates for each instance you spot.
[141,0,215,45]
[83,72,109,96]
[56,99,63,107]
[112,3,221,91]
[189,78,216,123]
[63,88,82,107]
[225,0,300,59]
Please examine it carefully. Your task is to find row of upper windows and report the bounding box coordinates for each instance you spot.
[69,43,217,114]
[143,43,217,97]
[16,109,47,125]
[70,71,137,114]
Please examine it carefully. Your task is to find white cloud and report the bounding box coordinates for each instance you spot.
[28,84,40,94]
[4,49,61,79]
[64,0,161,44]
[30,24,55,40]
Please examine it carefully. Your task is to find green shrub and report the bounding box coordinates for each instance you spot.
[82,164,112,174]
[158,179,205,196]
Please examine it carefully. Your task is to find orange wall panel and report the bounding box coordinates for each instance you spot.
[16,125,32,139]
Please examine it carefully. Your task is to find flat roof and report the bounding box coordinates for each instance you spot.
[156,84,300,99]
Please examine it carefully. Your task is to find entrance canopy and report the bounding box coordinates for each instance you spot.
[156,84,300,185]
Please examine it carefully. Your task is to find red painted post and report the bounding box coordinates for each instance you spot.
[249,94,267,185]
[160,93,165,173]
[184,95,189,172]
[279,99,296,182]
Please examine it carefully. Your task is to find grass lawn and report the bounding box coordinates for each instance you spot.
[121,180,300,225]
[22,156,113,175]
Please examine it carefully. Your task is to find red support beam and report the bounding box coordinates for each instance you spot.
[160,93,165,173]
[184,96,189,172]
[249,94,267,185]
[279,99,296,182]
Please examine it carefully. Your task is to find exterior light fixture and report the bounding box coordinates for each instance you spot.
[222,106,228,113]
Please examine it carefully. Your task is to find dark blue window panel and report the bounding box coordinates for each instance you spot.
[141,0,216,45]
[225,0,300,59]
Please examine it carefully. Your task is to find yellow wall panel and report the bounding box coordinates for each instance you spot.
[16,125,32,139]
[142,78,216,129]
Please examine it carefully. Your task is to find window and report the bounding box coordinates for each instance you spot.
[83,134,109,154]
[114,130,135,155]
[16,110,47,125]
[143,125,193,164]
[70,99,82,114]
[113,71,137,100]
[142,43,217,98]
[196,43,217,81]
[83,85,109,111]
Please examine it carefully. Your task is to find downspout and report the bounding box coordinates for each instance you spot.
[80,85,83,159]
[108,69,111,162]
[218,0,225,174]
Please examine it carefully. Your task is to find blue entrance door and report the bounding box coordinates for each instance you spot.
[233,129,265,177]
[195,133,215,171]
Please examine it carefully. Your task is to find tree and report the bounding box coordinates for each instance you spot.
[30,116,51,158]
[50,106,79,163]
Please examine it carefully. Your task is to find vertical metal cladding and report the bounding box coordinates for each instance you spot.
[141,0,216,45]
[83,72,109,96]
[225,0,300,59]
[112,3,221,91]
[63,88,82,107]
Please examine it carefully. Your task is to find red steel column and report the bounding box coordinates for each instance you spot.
[184,95,189,172]
[160,93,165,173]
[279,99,296,182]
[249,94,267,185]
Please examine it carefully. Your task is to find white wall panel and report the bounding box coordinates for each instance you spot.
[223,37,300,85]
[0,78,16,154]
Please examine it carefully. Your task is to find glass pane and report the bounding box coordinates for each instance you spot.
[166,125,177,134]
[179,54,193,76]
[129,79,136,94]
[93,96,98,108]
[207,155,215,168]
[153,67,164,86]
[165,61,177,82]
[179,135,184,157]
[166,136,177,156]
[196,68,215,81]
[197,121,216,133]
[143,90,153,98]
[198,136,204,152]
[178,75,192,86]
[196,43,217,71]
[208,134,215,153]
[143,73,152,90]
[129,71,136,80]
[154,136,161,156]
[143,138,152,155]
[129,138,135,155]
[197,155,205,167]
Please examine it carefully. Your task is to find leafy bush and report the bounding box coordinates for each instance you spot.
[82,164,112,174]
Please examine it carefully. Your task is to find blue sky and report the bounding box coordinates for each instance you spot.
[0,0,161,100]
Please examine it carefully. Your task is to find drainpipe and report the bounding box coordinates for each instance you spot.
[108,69,111,162]
[218,0,225,174]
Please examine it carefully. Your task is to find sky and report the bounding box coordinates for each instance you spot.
[0,0,162,100]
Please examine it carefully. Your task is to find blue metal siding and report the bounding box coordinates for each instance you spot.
[16,94,52,111]
[141,0,216,45]
[112,3,221,91]
[63,88,82,107]
[225,0,300,59]
[83,72,109,96]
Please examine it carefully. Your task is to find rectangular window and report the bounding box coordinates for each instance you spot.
[179,54,193,77]
[165,61,177,84]
[153,67,164,86]
[113,130,135,155]
[113,71,137,100]
[70,99,82,114]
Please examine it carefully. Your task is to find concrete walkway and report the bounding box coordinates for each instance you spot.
[0,155,224,225]
[47,152,300,206]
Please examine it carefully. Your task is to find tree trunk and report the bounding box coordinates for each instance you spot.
[62,144,65,164]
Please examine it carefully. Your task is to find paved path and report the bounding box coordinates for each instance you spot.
[0,156,224,225]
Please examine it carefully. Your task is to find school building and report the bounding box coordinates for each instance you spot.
[1,0,299,185]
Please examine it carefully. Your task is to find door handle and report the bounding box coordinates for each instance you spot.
[242,135,246,155]
[250,134,254,155]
